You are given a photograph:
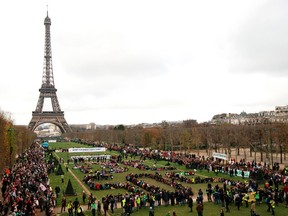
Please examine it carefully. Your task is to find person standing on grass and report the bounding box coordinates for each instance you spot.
[55,185,60,198]
[88,193,94,210]
[60,197,66,213]
[224,194,230,213]
[110,195,115,213]
[82,191,87,204]
[188,195,193,212]
[149,206,154,216]
[220,208,224,216]
[206,184,212,202]
[73,198,79,215]
[243,193,249,208]
[103,198,109,216]
[196,202,204,216]
[269,199,276,216]
[91,201,96,216]
[136,195,141,211]
[250,201,256,216]
[266,195,272,212]
[67,200,73,216]
[76,204,84,216]
[97,200,101,215]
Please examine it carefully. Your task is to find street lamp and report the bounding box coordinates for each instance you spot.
[7,126,15,170]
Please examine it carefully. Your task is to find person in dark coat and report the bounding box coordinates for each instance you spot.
[110,196,115,213]
[188,195,193,212]
[235,193,241,210]
[224,194,230,212]
[196,202,204,216]
[170,193,175,206]
[73,198,79,215]
[103,198,109,216]
[82,191,87,204]
[60,197,66,213]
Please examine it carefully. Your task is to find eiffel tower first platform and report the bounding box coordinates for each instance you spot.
[28,11,72,133]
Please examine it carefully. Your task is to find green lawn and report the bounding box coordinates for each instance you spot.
[59,201,287,216]
[49,142,92,149]
[47,142,287,216]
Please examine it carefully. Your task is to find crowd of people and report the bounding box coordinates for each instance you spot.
[70,139,288,215]
[0,142,55,216]
[2,138,286,216]
[121,160,176,171]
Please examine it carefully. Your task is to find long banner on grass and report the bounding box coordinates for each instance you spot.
[68,147,106,153]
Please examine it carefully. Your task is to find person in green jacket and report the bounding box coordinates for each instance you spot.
[91,201,96,216]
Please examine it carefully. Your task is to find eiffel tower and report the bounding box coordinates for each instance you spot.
[28,11,72,133]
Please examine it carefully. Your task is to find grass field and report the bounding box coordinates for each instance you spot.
[58,200,286,216]
[47,142,288,216]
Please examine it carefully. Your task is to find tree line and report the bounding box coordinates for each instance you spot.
[0,110,35,173]
[67,121,288,164]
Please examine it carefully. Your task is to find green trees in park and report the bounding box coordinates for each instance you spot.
[0,110,35,173]
[0,111,11,172]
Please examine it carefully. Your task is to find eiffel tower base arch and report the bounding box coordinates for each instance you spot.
[28,111,72,133]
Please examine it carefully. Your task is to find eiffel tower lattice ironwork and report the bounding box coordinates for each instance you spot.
[28,12,72,133]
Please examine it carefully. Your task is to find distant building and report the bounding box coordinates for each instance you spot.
[33,123,61,137]
[70,122,97,131]
[275,105,288,115]
[211,105,288,125]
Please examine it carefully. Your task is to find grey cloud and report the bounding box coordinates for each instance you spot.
[64,58,167,78]
[229,1,288,75]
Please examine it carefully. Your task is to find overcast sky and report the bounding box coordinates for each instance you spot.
[1,0,288,126]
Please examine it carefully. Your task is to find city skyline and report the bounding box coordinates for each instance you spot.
[1,0,288,126]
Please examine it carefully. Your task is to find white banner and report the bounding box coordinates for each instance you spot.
[39,183,47,191]
[212,152,227,160]
[70,155,111,160]
[68,147,106,153]
[235,169,250,178]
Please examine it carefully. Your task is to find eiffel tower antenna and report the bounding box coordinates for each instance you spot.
[28,11,72,133]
